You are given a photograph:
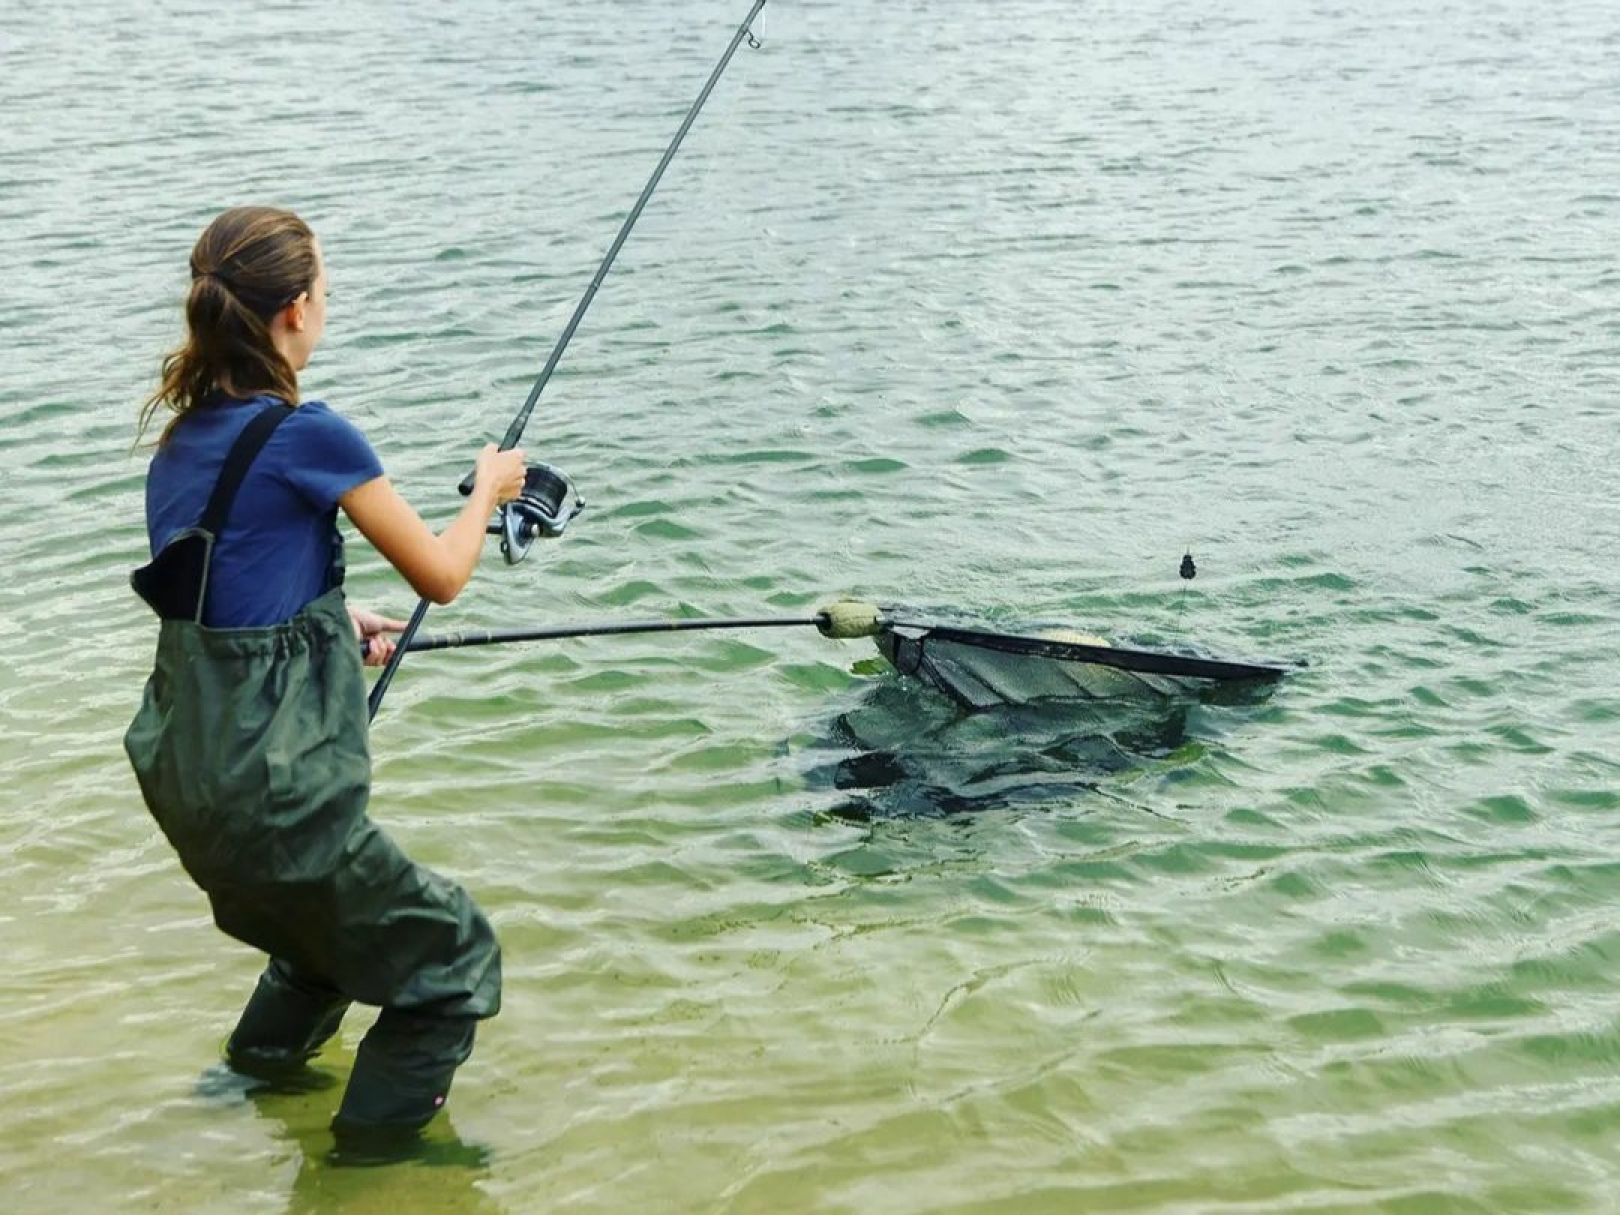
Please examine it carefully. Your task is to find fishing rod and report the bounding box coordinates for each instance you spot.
[369,0,769,721]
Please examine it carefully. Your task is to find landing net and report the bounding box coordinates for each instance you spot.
[874,618,1286,711]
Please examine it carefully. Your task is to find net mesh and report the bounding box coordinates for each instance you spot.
[805,615,1286,818]
[877,623,1223,710]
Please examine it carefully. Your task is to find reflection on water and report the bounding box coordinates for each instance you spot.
[194,1061,502,1214]
[284,1119,501,1215]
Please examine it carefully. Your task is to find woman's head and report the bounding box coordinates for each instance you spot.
[141,205,327,442]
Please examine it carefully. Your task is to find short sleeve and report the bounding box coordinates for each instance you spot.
[278,400,385,512]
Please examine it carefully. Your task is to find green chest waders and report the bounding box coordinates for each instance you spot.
[124,403,500,1134]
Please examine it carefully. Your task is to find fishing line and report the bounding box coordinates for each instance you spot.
[369,0,769,721]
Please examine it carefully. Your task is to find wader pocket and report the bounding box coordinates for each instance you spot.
[131,528,213,622]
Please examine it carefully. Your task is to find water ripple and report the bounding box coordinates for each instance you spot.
[5,0,1620,1210]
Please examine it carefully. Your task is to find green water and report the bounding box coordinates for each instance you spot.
[4,0,1620,1210]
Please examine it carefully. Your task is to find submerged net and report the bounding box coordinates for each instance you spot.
[800,614,1288,817]
[803,676,1181,820]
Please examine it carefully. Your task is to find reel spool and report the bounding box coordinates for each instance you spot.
[489,462,585,564]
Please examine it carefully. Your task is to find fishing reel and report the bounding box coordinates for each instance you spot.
[488,462,585,564]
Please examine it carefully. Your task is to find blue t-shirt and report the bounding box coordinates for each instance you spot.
[145,396,384,627]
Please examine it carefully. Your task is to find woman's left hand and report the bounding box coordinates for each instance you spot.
[350,605,408,667]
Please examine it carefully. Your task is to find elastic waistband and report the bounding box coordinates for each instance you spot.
[157,587,352,661]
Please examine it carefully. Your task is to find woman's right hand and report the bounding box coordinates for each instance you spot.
[475,443,527,505]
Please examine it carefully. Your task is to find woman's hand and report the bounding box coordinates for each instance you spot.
[350,605,408,667]
[475,444,527,505]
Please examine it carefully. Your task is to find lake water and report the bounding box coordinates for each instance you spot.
[3,0,1619,1211]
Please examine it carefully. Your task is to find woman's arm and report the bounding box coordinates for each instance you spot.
[339,444,526,605]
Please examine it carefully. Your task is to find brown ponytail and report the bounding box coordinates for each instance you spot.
[139,206,318,445]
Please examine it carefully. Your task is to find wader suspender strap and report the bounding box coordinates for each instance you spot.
[184,402,296,620]
[130,402,294,622]
[199,403,294,538]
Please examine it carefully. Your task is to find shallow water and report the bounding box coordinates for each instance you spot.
[4,0,1620,1210]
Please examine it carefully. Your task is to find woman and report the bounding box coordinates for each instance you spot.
[125,205,525,1142]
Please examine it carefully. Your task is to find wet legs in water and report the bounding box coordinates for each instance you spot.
[224,960,480,1137]
[225,958,349,1075]
[330,1009,478,1138]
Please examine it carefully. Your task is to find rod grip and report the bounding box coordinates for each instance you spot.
[457,468,476,496]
